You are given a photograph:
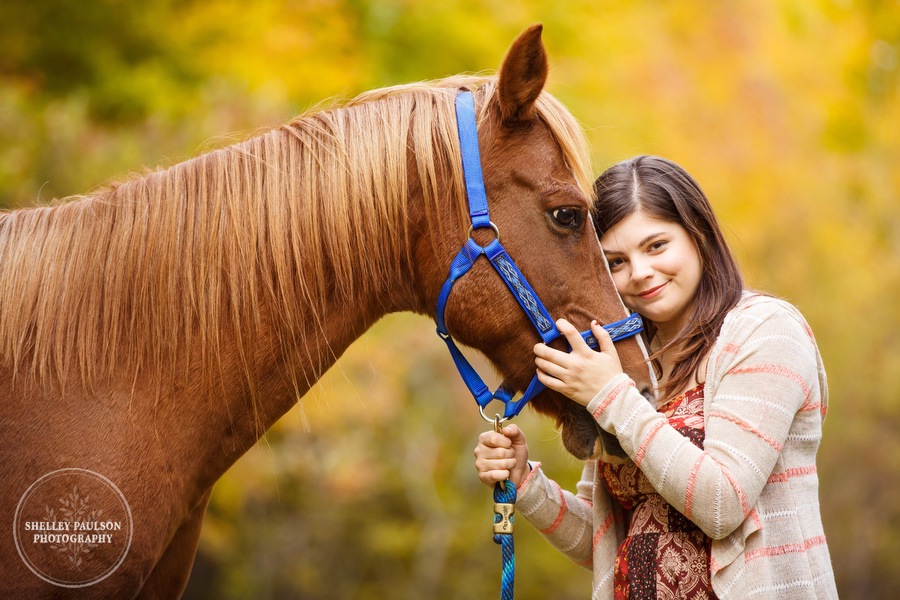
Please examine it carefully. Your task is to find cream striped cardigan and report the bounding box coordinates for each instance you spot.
[516,293,838,599]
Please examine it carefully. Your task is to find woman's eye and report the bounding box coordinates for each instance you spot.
[607,258,624,271]
[551,207,582,229]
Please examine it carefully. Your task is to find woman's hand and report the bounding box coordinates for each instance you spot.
[473,424,530,488]
[534,318,625,407]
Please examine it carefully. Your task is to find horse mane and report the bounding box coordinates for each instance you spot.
[0,74,592,395]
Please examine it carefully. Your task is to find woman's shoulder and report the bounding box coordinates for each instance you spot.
[719,290,816,344]
[709,291,829,417]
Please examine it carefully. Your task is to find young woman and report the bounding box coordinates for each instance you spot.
[474,156,837,599]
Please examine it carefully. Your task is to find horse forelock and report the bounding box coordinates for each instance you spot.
[0,74,591,402]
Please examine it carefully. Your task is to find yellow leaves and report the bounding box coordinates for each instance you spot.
[175,0,365,106]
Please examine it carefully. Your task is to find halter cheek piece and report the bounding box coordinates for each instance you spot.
[435,91,642,422]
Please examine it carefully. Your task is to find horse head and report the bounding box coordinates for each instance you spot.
[422,25,655,460]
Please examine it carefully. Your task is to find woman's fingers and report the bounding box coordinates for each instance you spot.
[477,430,512,449]
[474,457,516,477]
[533,319,596,374]
[534,356,566,380]
[474,428,526,486]
[478,470,511,485]
[474,450,516,485]
[535,365,564,393]
[591,320,616,353]
[474,432,514,462]
[500,423,526,445]
[556,318,592,354]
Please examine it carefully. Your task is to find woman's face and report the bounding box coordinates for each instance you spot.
[599,210,702,338]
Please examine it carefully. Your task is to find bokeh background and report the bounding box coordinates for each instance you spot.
[2,1,898,598]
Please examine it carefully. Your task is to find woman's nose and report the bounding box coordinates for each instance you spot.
[630,256,654,281]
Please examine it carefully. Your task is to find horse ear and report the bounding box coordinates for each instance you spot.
[497,23,548,123]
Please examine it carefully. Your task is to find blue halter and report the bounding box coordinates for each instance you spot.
[434,91,643,422]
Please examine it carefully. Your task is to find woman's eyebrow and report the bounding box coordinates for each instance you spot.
[603,232,668,256]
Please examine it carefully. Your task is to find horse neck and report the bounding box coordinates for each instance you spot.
[0,102,447,493]
[137,107,441,484]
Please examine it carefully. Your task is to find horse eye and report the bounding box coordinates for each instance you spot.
[551,207,581,228]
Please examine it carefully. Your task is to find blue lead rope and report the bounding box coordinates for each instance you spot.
[493,479,517,600]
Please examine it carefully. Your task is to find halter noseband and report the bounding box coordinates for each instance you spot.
[435,90,642,422]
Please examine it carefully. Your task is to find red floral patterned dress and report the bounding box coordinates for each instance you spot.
[600,384,718,600]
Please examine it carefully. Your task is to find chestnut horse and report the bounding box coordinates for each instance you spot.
[0,25,652,598]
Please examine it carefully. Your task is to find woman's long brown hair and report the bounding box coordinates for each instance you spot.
[593,155,744,401]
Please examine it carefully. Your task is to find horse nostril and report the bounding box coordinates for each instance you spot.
[640,386,655,405]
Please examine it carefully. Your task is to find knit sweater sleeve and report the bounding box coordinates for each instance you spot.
[514,460,596,567]
[586,300,820,540]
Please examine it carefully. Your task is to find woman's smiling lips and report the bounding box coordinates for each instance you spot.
[637,282,667,299]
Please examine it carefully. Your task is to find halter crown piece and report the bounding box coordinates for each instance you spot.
[435,90,643,423]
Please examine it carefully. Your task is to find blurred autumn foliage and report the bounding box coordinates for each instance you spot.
[1,1,898,598]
